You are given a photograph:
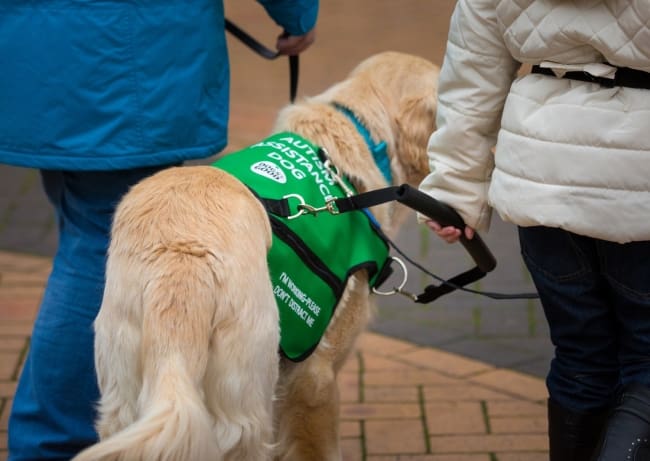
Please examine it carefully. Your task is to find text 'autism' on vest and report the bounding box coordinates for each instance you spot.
[252,136,337,202]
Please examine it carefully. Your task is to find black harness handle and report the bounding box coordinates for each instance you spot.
[334,184,496,272]
[332,184,496,303]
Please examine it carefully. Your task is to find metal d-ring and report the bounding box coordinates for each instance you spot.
[283,193,307,220]
[372,256,415,300]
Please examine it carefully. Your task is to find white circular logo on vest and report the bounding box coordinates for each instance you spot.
[251,161,287,184]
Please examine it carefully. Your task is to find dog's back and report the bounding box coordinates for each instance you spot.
[73,166,279,460]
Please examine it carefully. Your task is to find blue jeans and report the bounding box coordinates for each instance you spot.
[518,226,650,412]
[9,165,173,461]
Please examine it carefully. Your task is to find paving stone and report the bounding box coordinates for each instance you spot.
[434,338,544,370]
[365,419,426,455]
[0,322,33,337]
[368,455,490,461]
[362,352,418,372]
[423,383,514,402]
[472,371,548,403]
[496,452,548,461]
[364,370,459,387]
[425,401,486,435]
[0,338,24,352]
[429,434,548,453]
[0,300,39,322]
[0,399,10,430]
[338,371,360,403]
[357,333,420,356]
[398,347,494,378]
[341,402,421,420]
[0,354,19,381]
[340,437,363,461]
[0,382,16,399]
[490,416,547,434]
[487,401,547,418]
[364,386,419,403]
[340,420,361,438]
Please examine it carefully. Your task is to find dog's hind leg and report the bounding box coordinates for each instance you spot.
[274,356,342,461]
[274,277,373,461]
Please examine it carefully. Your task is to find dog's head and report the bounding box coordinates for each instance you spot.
[273,52,439,233]
[337,51,439,185]
[276,52,438,190]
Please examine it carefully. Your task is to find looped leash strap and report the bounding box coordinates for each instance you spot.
[415,266,486,303]
[225,18,299,103]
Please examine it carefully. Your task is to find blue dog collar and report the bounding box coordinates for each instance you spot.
[333,103,392,184]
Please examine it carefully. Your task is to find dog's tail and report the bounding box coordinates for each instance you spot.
[73,250,221,461]
[73,372,217,460]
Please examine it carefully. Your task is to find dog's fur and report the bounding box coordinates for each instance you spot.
[72,52,438,461]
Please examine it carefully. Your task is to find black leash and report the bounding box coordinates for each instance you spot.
[225,18,299,103]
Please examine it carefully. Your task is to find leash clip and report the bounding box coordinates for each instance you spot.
[297,199,340,217]
[284,194,340,219]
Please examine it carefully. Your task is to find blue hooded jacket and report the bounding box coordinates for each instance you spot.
[0,0,318,171]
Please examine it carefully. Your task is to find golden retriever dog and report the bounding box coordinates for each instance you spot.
[72,51,438,461]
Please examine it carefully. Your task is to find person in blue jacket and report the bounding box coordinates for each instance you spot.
[0,1,318,459]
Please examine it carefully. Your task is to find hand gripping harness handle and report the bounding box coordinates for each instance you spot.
[394,185,496,273]
[334,184,497,274]
[330,184,497,303]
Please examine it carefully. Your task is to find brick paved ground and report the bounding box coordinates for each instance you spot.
[0,250,549,460]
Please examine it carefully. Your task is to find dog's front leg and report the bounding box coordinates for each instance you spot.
[274,354,342,461]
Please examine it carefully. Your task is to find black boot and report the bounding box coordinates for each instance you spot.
[592,383,650,461]
[548,398,609,461]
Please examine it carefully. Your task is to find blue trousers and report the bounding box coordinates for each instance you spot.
[518,226,650,412]
[9,166,172,461]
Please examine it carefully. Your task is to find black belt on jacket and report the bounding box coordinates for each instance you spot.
[531,64,650,90]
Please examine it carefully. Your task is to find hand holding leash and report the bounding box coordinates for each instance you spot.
[391,185,496,274]
[276,29,316,55]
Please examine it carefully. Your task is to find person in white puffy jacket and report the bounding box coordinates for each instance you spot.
[419,1,650,460]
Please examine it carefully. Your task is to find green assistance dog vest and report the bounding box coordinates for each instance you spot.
[213,132,390,361]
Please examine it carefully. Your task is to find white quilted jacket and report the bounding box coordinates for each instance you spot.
[419,0,650,243]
